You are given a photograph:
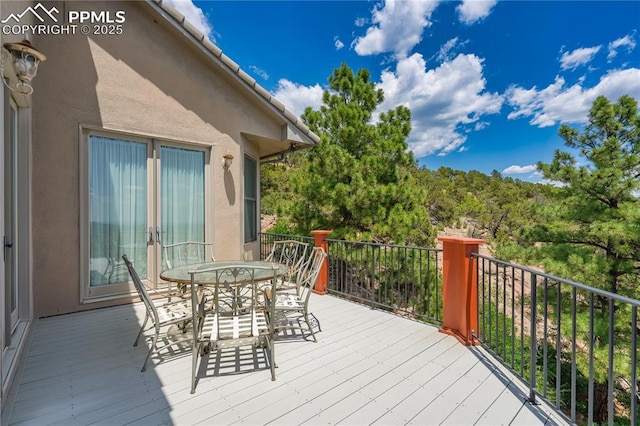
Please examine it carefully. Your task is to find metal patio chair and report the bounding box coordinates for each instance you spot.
[265,247,326,343]
[264,240,309,291]
[189,264,279,393]
[122,254,194,372]
[163,241,215,299]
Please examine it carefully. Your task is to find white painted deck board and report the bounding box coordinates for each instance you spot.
[2,294,568,426]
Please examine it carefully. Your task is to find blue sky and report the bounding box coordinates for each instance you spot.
[169,0,640,182]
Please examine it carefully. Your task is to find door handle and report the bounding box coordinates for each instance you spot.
[148,227,154,243]
[156,227,161,243]
[4,235,13,262]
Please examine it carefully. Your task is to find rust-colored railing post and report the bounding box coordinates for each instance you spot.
[438,236,485,346]
[311,230,331,295]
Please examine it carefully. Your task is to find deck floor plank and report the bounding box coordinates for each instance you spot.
[3,294,568,426]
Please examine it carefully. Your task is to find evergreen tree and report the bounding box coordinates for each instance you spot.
[524,95,640,422]
[528,95,640,296]
[291,63,434,246]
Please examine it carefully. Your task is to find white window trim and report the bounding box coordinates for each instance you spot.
[243,154,258,243]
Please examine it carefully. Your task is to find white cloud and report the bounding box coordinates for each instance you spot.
[540,178,566,187]
[354,17,368,27]
[376,53,503,157]
[436,37,461,62]
[503,164,537,174]
[334,37,345,50]
[248,65,269,80]
[164,0,213,40]
[559,46,601,70]
[269,52,502,159]
[271,80,325,117]
[353,0,440,58]
[474,121,488,131]
[507,68,640,127]
[608,35,636,60]
[456,0,498,25]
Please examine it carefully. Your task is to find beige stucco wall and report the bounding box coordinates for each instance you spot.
[30,1,285,316]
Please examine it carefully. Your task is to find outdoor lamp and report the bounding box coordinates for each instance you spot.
[222,151,234,170]
[1,39,47,95]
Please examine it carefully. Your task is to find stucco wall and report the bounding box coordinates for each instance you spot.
[30,1,282,316]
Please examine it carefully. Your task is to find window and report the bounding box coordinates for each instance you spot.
[244,155,257,242]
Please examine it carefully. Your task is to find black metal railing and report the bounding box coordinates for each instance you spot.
[260,232,640,423]
[325,239,442,324]
[474,253,639,425]
[260,233,443,324]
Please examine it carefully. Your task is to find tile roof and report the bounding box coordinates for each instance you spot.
[148,0,320,146]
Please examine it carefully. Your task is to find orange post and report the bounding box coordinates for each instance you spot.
[311,230,331,294]
[438,236,485,346]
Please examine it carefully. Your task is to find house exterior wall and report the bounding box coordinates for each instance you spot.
[29,1,284,317]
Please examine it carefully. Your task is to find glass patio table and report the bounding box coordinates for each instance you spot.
[160,260,287,285]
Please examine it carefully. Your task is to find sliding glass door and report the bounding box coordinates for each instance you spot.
[86,134,208,299]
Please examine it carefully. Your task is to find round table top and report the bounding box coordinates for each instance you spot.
[159,260,287,285]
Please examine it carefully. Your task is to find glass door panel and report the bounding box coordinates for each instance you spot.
[84,136,209,299]
[88,136,148,293]
[159,146,205,270]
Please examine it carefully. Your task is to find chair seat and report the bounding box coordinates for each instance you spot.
[275,293,304,310]
[201,311,269,343]
[156,300,191,324]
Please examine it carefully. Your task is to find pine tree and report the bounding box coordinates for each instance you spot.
[525,95,640,422]
[291,63,434,246]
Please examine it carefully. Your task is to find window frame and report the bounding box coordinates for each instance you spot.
[243,154,258,243]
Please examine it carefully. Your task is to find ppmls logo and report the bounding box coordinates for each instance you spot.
[1,3,59,24]
[1,2,125,36]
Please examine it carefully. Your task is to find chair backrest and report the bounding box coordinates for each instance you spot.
[296,247,327,304]
[265,240,309,278]
[163,242,215,270]
[122,254,160,326]
[189,264,280,339]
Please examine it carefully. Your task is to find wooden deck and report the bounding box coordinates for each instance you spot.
[2,294,567,425]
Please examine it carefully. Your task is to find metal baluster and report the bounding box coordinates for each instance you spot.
[556,280,562,409]
[588,292,595,425]
[529,273,537,404]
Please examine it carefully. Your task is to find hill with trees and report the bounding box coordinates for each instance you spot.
[262,63,544,249]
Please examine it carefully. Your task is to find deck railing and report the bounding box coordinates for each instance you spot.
[260,232,640,424]
[474,253,639,425]
[324,238,442,324]
[260,233,443,324]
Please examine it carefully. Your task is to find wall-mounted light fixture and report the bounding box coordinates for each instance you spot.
[1,39,47,95]
[222,151,234,170]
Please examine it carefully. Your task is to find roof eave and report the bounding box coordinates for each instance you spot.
[146,0,320,147]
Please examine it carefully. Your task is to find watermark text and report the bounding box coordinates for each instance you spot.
[1,3,126,36]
